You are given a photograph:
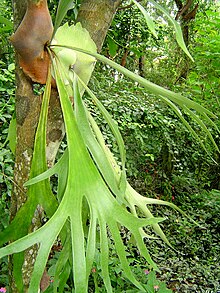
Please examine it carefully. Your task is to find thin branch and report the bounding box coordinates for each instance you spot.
[183,3,199,21]
[175,0,193,20]
[118,0,142,10]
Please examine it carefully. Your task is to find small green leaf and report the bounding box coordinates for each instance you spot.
[107,36,118,57]
[0,16,13,32]
[8,63,15,71]
[7,117,16,154]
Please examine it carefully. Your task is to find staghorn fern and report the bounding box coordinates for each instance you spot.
[0,2,219,292]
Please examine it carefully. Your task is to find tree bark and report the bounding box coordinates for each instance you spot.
[76,0,122,52]
[10,1,43,291]
[10,0,122,291]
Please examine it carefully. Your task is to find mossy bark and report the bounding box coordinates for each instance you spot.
[11,0,122,292]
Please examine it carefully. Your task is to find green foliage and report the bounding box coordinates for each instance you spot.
[132,0,158,38]
[1,17,207,291]
[0,46,14,293]
[90,264,172,292]
[0,59,15,161]
[148,0,193,61]
[88,65,218,192]
[104,4,157,68]
[185,6,220,110]
[149,189,220,292]
[94,3,220,198]
[53,0,76,35]
[0,1,220,292]
[58,44,219,156]
[0,59,15,212]
[0,15,13,32]
[0,0,13,62]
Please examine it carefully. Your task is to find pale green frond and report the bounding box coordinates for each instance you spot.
[149,0,194,61]
[132,0,158,38]
[50,45,218,153]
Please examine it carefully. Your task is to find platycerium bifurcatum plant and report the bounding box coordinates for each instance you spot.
[0,1,219,292]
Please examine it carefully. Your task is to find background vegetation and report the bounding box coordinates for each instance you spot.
[0,0,219,292]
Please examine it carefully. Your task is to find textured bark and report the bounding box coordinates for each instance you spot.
[10,2,40,292]
[10,1,61,291]
[10,0,122,291]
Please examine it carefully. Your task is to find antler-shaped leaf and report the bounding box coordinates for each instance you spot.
[0,59,165,292]
[50,44,219,155]
[2,22,216,292]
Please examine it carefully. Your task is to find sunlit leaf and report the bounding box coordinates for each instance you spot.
[50,44,218,153]
[149,0,194,61]
[132,0,158,38]
[52,22,97,94]
[0,15,13,32]
[107,36,118,57]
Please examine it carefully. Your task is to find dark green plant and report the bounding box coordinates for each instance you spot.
[0,0,13,62]
[0,60,15,229]
[148,189,220,292]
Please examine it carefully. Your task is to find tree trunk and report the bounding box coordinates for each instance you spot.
[76,0,122,52]
[174,0,199,82]
[10,0,122,291]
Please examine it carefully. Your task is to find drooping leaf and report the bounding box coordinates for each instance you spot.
[74,75,127,199]
[50,44,219,153]
[0,73,56,245]
[132,0,158,38]
[0,56,167,292]
[0,73,58,290]
[28,72,58,217]
[148,0,194,61]
[54,59,163,290]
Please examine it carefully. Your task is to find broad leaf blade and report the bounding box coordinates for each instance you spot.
[76,76,127,195]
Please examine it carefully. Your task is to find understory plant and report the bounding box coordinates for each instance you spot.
[0,1,219,292]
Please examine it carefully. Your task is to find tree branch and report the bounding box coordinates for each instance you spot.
[175,0,193,20]
[118,0,142,11]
